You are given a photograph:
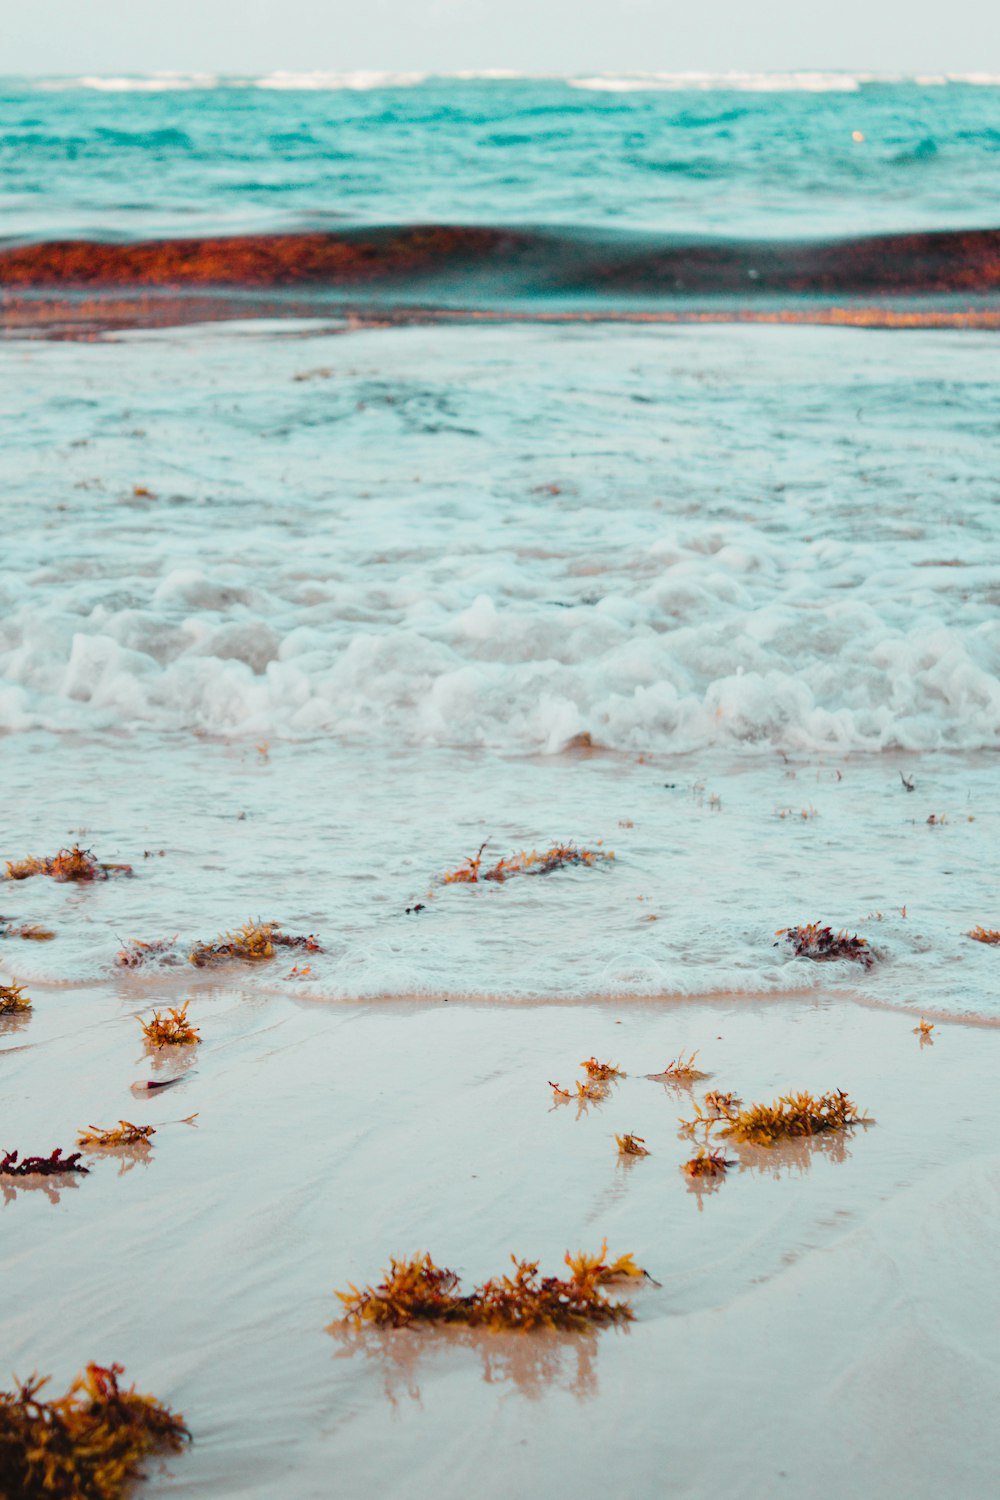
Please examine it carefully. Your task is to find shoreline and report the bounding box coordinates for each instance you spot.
[3,986,997,1497]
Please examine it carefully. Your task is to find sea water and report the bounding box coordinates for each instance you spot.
[1,77,999,1020]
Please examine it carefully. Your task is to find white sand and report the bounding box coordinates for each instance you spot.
[3,985,998,1498]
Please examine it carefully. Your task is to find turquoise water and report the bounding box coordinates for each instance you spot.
[2,75,1000,239]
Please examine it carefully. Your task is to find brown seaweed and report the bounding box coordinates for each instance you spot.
[719,1089,871,1147]
[443,843,613,885]
[4,846,132,883]
[776,923,874,968]
[77,1122,155,1149]
[614,1133,649,1158]
[967,925,1000,945]
[335,1242,642,1333]
[138,1002,200,1048]
[0,1361,188,1499]
[0,979,32,1016]
[114,937,177,969]
[188,919,322,967]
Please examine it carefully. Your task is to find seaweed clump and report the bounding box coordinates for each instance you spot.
[443,843,613,885]
[1,1149,88,1177]
[967,925,1000,945]
[681,1147,733,1179]
[0,1361,188,1499]
[77,1122,155,1149]
[776,923,874,969]
[5,847,132,883]
[114,938,177,969]
[615,1133,649,1158]
[581,1057,625,1081]
[335,1242,641,1333]
[138,1002,200,1047]
[0,917,55,941]
[188,920,322,968]
[651,1051,707,1082]
[0,979,32,1016]
[719,1089,870,1147]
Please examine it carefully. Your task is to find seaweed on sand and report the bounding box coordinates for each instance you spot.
[681,1147,733,1179]
[615,1133,649,1158]
[776,923,874,969]
[581,1057,626,1081]
[138,1002,200,1047]
[5,847,132,883]
[0,1361,188,1500]
[0,979,32,1015]
[649,1051,707,1082]
[335,1242,642,1333]
[719,1089,871,1147]
[188,919,322,967]
[1,1149,88,1177]
[443,843,613,885]
[77,1122,155,1149]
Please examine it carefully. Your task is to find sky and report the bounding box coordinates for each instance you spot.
[4,1,1000,76]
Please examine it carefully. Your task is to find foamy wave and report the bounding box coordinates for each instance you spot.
[568,71,865,93]
[253,70,428,91]
[39,73,220,92]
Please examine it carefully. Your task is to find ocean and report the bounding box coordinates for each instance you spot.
[2,75,999,1019]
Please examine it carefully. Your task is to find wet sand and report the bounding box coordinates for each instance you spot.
[3,985,997,1498]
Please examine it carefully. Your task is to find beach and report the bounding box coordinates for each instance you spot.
[3,70,1000,1495]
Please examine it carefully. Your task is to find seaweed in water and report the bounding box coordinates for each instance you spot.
[0,979,32,1015]
[138,1002,200,1047]
[615,1133,649,1157]
[967,925,1000,945]
[5,846,132,882]
[581,1057,626,1080]
[114,937,177,969]
[443,843,614,885]
[776,923,874,968]
[719,1089,871,1147]
[0,918,55,941]
[188,919,322,967]
[0,1361,188,1500]
[335,1241,643,1333]
[77,1122,155,1149]
[1,1149,88,1177]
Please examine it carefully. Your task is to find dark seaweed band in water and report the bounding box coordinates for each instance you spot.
[2,224,1000,299]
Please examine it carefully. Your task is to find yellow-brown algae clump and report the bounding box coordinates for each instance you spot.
[0,1361,188,1499]
[5,846,132,882]
[581,1057,626,1080]
[615,1133,649,1157]
[967,925,1000,944]
[138,1002,200,1047]
[719,1089,871,1147]
[335,1241,642,1332]
[188,919,321,967]
[443,843,614,885]
[77,1122,155,1149]
[0,979,32,1015]
[681,1148,733,1179]
[654,1051,707,1081]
